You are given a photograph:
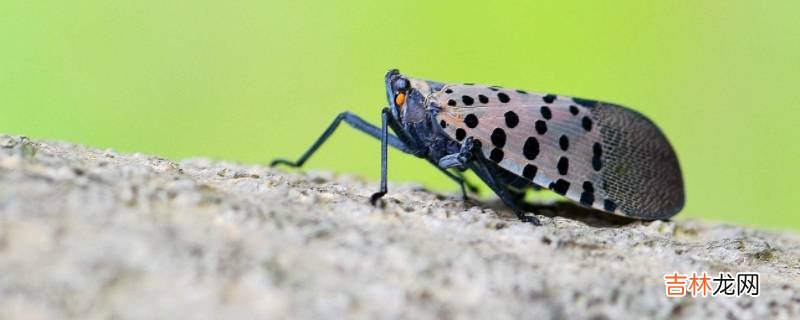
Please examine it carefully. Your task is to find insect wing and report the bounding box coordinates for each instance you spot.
[432,83,684,219]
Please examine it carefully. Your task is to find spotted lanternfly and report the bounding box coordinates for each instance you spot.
[272,69,684,224]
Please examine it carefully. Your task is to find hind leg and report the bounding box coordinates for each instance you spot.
[467,157,540,225]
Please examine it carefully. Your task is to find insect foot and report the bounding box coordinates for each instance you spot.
[369,191,387,208]
[520,213,541,225]
[465,182,480,194]
[269,158,297,168]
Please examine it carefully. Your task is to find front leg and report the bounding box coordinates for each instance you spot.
[369,108,391,205]
[437,137,476,170]
[438,137,475,170]
[271,111,412,168]
[271,109,476,207]
[434,137,482,201]
[270,109,403,206]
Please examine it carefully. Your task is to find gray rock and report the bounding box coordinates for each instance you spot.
[0,135,798,319]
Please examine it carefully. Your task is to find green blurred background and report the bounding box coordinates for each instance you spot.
[2,1,798,230]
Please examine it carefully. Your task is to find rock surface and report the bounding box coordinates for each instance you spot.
[0,135,798,320]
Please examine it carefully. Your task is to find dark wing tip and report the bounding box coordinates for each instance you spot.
[591,103,685,219]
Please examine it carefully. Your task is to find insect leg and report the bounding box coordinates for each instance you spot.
[369,109,390,205]
[453,170,481,194]
[434,137,481,200]
[271,110,474,205]
[468,155,541,225]
[433,168,476,201]
[270,111,413,168]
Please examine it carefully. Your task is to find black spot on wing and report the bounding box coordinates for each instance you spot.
[551,179,570,195]
[604,199,618,212]
[580,193,595,206]
[491,128,506,148]
[478,94,489,104]
[504,111,519,128]
[592,156,602,171]
[447,99,456,106]
[569,105,579,115]
[583,181,594,192]
[489,148,504,163]
[523,137,539,160]
[582,116,593,131]
[455,128,466,141]
[535,120,547,135]
[559,135,569,151]
[593,142,603,157]
[464,114,479,128]
[440,120,447,128]
[592,142,603,171]
[522,164,537,180]
[540,106,552,120]
[557,157,569,175]
[462,95,474,106]
[497,93,510,103]
[543,94,557,103]
[580,181,595,206]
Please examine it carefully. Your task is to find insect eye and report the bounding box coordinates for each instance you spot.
[395,92,406,106]
[394,78,410,92]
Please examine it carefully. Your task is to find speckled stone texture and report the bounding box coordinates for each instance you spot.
[0,135,798,320]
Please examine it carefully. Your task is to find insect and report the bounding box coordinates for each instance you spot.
[272,69,684,224]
